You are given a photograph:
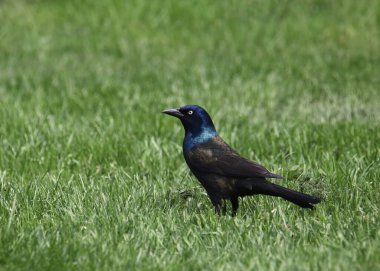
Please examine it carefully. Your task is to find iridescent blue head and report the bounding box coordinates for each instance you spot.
[162,105,217,152]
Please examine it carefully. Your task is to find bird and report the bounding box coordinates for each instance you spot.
[162,105,321,216]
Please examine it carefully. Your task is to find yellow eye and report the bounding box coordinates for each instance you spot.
[188,110,193,115]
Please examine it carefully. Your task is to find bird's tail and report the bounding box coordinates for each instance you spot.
[269,182,321,209]
[243,179,321,209]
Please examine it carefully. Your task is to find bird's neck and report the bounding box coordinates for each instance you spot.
[183,126,217,153]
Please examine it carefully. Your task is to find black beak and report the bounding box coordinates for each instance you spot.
[162,108,184,118]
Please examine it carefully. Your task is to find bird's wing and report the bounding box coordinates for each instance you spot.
[185,136,283,179]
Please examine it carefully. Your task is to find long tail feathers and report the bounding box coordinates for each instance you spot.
[241,179,321,209]
[269,183,321,209]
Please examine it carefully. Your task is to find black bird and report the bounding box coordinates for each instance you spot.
[162,105,321,216]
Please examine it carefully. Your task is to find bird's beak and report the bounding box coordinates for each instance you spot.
[161,108,184,118]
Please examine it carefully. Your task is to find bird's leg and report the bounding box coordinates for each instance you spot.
[222,200,227,215]
[210,197,222,215]
[231,197,239,217]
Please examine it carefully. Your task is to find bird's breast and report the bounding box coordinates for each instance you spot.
[193,172,237,199]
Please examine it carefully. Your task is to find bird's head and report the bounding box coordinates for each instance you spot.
[162,105,216,135]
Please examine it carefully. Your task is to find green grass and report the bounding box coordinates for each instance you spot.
[0,0,379,270]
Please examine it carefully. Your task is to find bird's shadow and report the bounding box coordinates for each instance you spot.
[163,187,210,214]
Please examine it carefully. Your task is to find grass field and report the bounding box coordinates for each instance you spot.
[0,0,379,270]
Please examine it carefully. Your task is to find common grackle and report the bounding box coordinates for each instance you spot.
[162,105,321,216]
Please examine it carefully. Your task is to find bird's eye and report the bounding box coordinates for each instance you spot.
[188,110,193,115]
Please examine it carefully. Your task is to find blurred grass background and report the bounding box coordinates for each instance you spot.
[0,0,379,270]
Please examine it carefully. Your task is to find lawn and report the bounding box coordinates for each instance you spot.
[0,0,379,270]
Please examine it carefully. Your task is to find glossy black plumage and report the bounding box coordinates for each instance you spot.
[184,135,283,180]
[163,105,321,216]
